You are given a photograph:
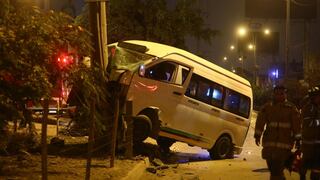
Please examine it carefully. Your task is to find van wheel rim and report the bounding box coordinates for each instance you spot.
[217,139,231,157]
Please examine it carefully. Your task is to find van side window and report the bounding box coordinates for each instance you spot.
[185,76,198,97]
[186,73,251,118]
[224,89,240,114]
[197,80,212,103]
[175,65,190,85]
[185,74,211,104]
[181,67,189,84]
[239,96,250,117]
[145,61,176,82]
[211,84,224,107]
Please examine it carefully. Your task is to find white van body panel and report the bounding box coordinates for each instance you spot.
[112,40,253,153]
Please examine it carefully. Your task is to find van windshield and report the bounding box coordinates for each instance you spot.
[107,46,154,72]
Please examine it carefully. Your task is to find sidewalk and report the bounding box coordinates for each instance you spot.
[122,157,150,180]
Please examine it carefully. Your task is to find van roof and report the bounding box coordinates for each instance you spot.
[112,40,251,87]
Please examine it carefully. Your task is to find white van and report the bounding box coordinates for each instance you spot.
[108,40,253,159]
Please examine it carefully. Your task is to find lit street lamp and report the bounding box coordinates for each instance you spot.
[248,43,254,50]
[223,56,228,61]
[237,27,247,37]
[237,25,271,86]
[264,28,270,35]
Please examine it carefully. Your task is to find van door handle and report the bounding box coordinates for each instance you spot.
[173,91,182,96]
[187,99,199,105]
[211,108,220,113]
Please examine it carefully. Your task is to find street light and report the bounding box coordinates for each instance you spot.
[223,56,228,61]
[237,27,247,37]
[248,43,254,51]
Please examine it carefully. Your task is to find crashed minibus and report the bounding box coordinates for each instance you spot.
[107,40,253,159]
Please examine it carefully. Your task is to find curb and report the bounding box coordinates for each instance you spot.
[122,157,150,180]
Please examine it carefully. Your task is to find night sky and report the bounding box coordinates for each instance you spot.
[50,0,320,76]
[184,0,320,75]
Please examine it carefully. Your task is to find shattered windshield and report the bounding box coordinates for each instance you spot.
[108,46,154,72]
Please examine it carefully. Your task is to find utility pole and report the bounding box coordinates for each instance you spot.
[252,33,257,86]
[87,0,109,73]
[285,0,291,78]
[303,20,310,79]
[86,0,109,172]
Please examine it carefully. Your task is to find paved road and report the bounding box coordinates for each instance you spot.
[140,112,300,180]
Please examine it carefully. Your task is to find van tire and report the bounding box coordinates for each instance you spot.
[209,136,234,160]
[133,115,152,144]
[156,136,175,154]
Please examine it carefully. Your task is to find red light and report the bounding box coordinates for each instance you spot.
[57,53,74,69]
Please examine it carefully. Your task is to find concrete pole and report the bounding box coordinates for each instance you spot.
[87,0,108,74]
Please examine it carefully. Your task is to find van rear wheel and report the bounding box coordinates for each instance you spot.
[133,115,152,144]
[209,136,233,160]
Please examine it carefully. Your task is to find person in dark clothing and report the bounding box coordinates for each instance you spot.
[299,86,320,180]
[254,85,302,180]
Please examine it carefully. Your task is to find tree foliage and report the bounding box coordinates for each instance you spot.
[76,0,218,49]
[0,0,91,130]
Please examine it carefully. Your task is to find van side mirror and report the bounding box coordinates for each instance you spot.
[138,65,146,77]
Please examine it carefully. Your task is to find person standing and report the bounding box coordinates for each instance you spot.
[299,86,320,180]
[254,85,301,180]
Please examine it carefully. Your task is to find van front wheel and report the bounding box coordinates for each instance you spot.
[209,136,234,160]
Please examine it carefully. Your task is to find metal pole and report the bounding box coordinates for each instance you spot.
[285,0,291,78]
[253,33,257,86]
[110,94,119,167]
[41,99,49,180]
[124,100,133,159]
[41,2,49,179]
[86,97,95,180]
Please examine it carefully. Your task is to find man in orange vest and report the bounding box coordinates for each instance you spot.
[254,85,301,180]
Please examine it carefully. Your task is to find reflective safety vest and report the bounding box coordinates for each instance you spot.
[254,101,302,150]
[301,102,320,146]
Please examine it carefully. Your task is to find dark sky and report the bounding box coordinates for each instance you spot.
[51,0,320,74]
[184,0,320,73]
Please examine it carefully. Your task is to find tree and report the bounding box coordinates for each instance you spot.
[0,0,91,134]
[76,0,219,49]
